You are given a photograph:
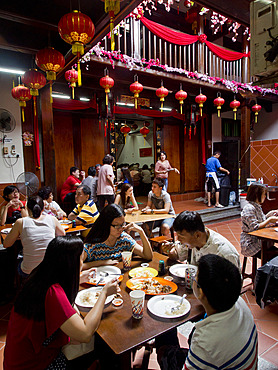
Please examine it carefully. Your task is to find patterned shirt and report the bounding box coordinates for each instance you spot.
[240,201,266,257]
[72,200,99,237]
[84,231,136,261]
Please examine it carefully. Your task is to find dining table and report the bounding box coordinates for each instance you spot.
[81,252,204,370]
[125,210,174,225]
[248,227,278,265]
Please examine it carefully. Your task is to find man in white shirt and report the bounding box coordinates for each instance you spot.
[169,210,240,269]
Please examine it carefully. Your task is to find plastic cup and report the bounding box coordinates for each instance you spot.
[130,290,145,319]
[122,251,132,271]
[185,266,197,290]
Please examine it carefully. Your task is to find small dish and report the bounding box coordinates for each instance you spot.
[112,298,123,307]
[164,276,173,282]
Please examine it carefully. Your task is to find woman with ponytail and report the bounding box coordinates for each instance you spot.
[4,196,65,278]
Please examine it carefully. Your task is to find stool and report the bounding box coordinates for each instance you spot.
[241,256,257,290]
[149,235,173,255]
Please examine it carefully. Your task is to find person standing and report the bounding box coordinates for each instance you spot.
[205,151,229,208]
[82,166,99,209]
[97,154,115,211]
[155,151,179,191]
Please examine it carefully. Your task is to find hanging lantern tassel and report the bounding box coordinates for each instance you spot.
[184,125,186,135]
[77,58,82,87]
[20,102,26,122]
[33,96,37,117]
[252,104,262,124]
[230,99,240,120]
[109,11,115,51]
[195,93,207,117]
[99,118,102,131]
[214,96,225,117]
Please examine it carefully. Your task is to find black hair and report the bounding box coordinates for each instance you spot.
[88,166,96,177]
[3,185,19,202]
[85,204,125,244]
[213,150,221,156]
[246,183,266,203]
[152,178,164,189]
[27,196,44,219]
[160,151,167,159]
[142,164,149,170]
[95,164,101,168]
[77,185,91,199]
[102,154,114,165]
[121,168,133,185]
[197,254,242,312]
[120,183,133,209]
[70,166,79,175]
[173,211,205,234]
[38,186,53,200]
[14,236,83,321]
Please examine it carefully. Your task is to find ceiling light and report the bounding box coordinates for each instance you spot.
[52,94,71,99]
[116,102,135,107]
[80,97,90,101]
[0,67,25,75]
[161,107,172,111]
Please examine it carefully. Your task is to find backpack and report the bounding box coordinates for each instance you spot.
[255,256,278,308]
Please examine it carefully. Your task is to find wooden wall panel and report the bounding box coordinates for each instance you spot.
[163,124,180,193]
[53,111,74,201]
[80,117,106,173]
[184,130,204,192]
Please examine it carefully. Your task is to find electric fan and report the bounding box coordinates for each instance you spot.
[0,109,16,134]
[16,172,39,198]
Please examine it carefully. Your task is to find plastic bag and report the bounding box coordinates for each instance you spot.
[229,191,236,205]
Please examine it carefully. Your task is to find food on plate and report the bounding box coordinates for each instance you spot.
[130,278,172,294]
[165,302,187,316]
[112,298,123,307]
[79,290,101,307]
[133,270,155,278]
[164,276,173,282]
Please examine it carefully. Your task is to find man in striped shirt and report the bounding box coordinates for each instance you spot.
[156,254,258,370]
[68,185,99,237]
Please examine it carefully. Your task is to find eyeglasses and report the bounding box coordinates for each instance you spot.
[111,222,126,230]
[192,276,200,288]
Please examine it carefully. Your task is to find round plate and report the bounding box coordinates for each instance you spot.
[129,267,158,278]
[86,265,123,286]
[169,264,197,279]
[126,277,177,295]
[1,228,12,234]
[59,219,72,224]
[147,294,191,318]
[62,225,69,230]
[75,287,113,308]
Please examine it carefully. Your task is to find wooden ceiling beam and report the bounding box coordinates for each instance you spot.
[0,10,58,31]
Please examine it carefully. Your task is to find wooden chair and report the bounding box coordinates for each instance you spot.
[149,235,173,255]
[241,256,257,291]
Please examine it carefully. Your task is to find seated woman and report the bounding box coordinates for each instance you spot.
[114,183,139,214]
[38,186,67,219]
[241,183,278,257]
[0,185,28,225]
[4,195,65,277]
[83,204,153,269]
[4,236,119,369]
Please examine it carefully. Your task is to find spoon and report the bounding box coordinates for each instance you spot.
[171,294,187,313]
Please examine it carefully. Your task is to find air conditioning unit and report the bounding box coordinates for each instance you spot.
[250,0,278,77]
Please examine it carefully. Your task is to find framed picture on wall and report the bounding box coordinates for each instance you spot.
[139,147,152,157]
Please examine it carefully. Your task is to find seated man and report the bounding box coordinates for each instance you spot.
[68,185,99,237]
[141,178,175,237]
[169,210,240,269]
[156,254,258,370]
[60,166,85,210]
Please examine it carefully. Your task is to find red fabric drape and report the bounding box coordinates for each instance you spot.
[52,97,97,110]
[140,16,198,45]
[204,40,250,61]
[33,97,40,169]
[140,16,249,61]
[114,106,185,121]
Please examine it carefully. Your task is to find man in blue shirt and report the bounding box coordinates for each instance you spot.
[206,151,229,207]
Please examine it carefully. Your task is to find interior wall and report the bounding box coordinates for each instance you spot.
[0,74,25,184]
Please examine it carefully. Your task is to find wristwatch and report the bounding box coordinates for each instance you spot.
[151,209,154,214]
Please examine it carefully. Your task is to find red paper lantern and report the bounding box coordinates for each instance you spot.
[156,83,169,112]
[175,88,187,114]
[58,10,95,86]
[252,103,262,123]
[230,99,240,120]
[140,125,150,145]
[35,47,65,103]
[100,74,114,106]
[22,69,46,97]
[213,96,225,117]
[195,93,207,117]
[11,85,31,122]
[120,124,131,143]
[65,69,79,99]
[130,78,143,109]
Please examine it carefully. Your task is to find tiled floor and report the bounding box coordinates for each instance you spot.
[0,199,278,369]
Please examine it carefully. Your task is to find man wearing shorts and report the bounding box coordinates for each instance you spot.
[141,178,175,237]
[205,151,229,208]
